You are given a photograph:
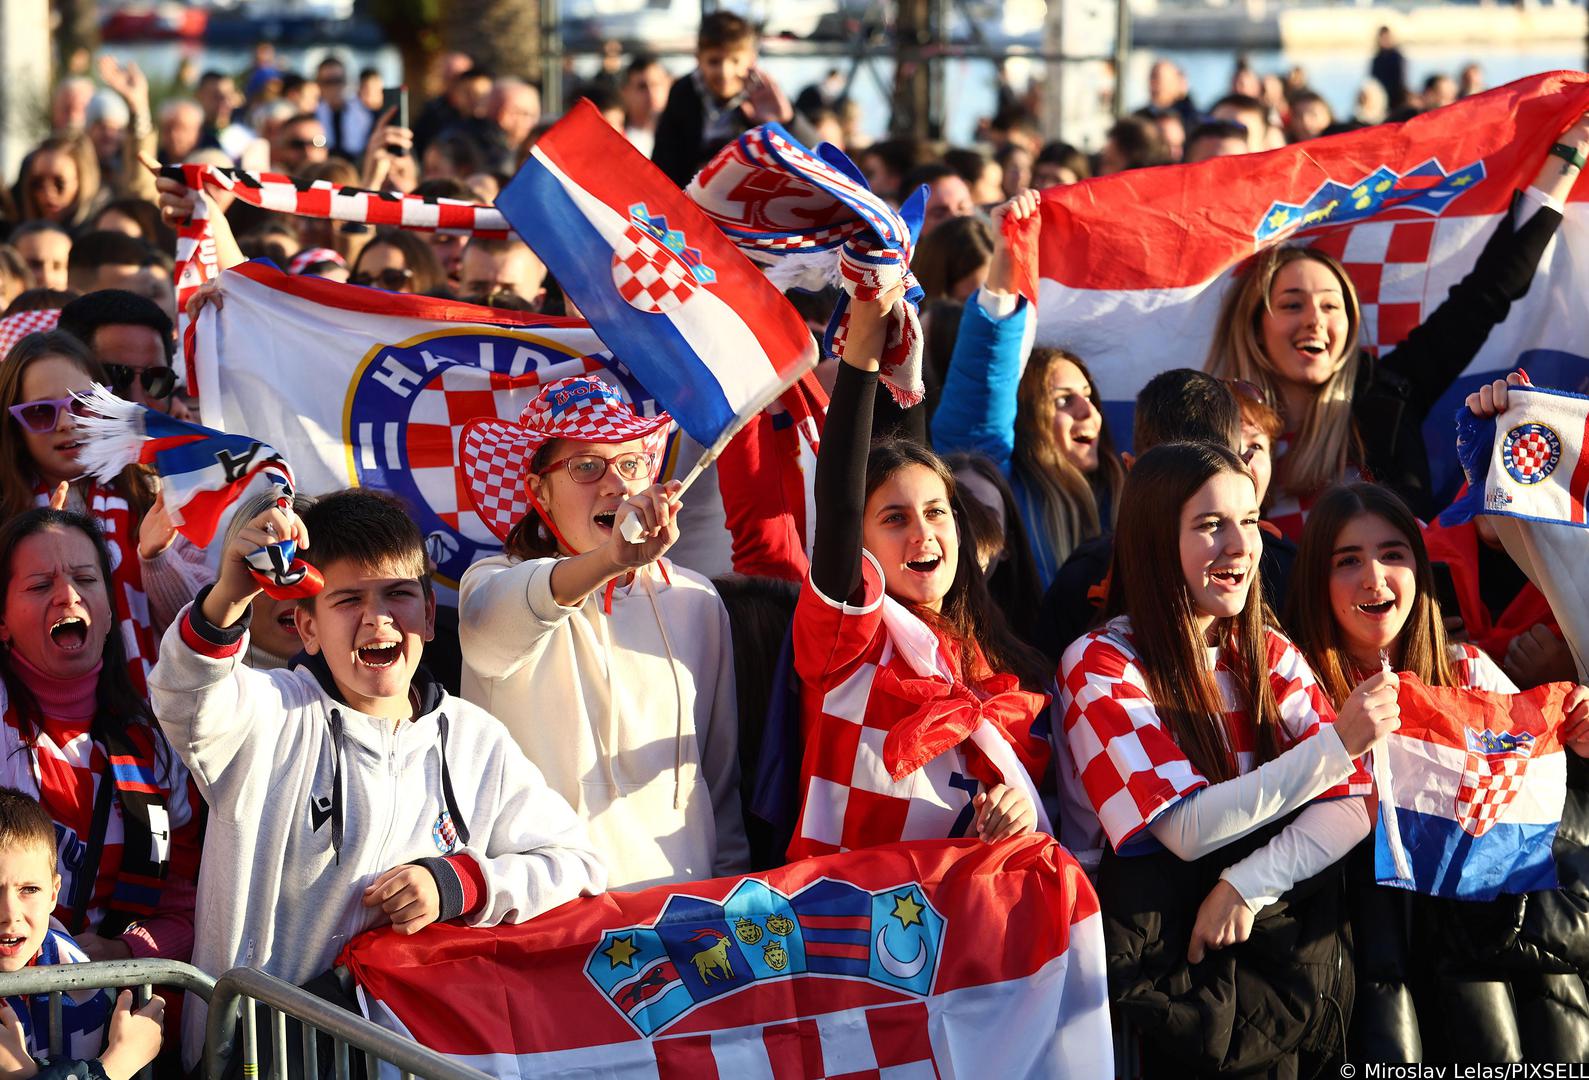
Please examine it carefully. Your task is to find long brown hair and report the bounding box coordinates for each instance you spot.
[1204,246,1364,499]
[503,441,562,561]
[866,438,1050,690]
[1013,348,1125,564]
[16,136,102,228]
[0,331,157,523]
[1285,482,1455,706]
[1105,441,1282,783]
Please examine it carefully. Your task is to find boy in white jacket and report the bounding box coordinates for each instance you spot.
[150,489,606,1068]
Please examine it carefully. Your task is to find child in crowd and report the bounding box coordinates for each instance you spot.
[0,509,201,964]
[1059,441,1397,1075]
[457,376,749,890]
[786,283,1052,861]
[0,787,165,1079]
[149,488,605,1068]
[650,12,815,188]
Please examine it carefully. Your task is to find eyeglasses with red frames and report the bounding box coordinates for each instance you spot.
[537,451,654,485]
[8,396,94,434]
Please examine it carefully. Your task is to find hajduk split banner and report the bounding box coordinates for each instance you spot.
[1036,71,1589,494]
[341,836,1112,1080]
[192,262,634,587]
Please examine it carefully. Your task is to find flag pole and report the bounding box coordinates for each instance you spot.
[618,363,815,543]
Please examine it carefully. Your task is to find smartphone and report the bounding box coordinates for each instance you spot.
[381,85,410,153]
[1430,561,1462,621]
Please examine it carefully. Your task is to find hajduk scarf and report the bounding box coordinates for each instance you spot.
[71,386,321,598]
[167,163,513,389]
[164,163,828,445]
[687,124,929,406]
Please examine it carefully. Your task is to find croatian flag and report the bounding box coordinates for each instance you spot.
[1443,382,1589,528]
[1375,674,1575,900]
[498,101,818,453]
[71,385,291,546]
[1037,71,1589,494]
[341,836,1111,1079]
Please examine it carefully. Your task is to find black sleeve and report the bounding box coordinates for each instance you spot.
[650,79,701,189]
[871,381,928,446]
[810,362,878,604]
[1378,191,1563,424]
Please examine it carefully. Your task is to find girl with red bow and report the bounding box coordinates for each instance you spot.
[785,285,1052,862]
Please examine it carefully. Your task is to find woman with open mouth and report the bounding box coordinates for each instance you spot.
[785,279,1053,866]
[931,190,1126,589]
[0,507,201,964]
[457,375,750,891]
[0,331,211,694]
[1205,108,1589,539]
[1059,441,1402,1077]
[1288,480,1589,1064]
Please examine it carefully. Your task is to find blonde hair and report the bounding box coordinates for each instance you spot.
[1012,348,1123,564]
[1204,246,1363,499]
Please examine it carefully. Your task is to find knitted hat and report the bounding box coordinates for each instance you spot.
[458,375,671,543]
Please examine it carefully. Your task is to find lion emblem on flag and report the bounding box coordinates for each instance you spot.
[1455,728,1538,838]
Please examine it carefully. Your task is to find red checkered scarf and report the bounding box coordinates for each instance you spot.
[31,481,155,696]
[0,310,61,359]
[169,163,512,378]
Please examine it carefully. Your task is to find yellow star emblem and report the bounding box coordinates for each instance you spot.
[1451,174,1473,187]
[604,934,639,969]
[892,892,925,930]
[1267,208,1292,230]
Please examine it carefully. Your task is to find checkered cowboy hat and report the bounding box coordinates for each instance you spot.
[458,375,673,543]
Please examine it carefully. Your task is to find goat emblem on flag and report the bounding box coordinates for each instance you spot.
[1456,728,1539,838]
[1500,422,1562,484]
[611,202,716,314]
[585,876,945,1036]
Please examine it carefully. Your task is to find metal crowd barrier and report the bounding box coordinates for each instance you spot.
[0,960,490,1080]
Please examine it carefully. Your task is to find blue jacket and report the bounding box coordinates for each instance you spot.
[929,291,1071,585]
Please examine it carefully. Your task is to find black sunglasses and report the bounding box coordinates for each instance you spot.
[104,363,178,401]
[351,268,414,291]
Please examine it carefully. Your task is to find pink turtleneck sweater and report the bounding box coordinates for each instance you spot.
[7,654,197,961]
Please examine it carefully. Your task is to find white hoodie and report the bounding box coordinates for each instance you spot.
[150,593,606,1067]
[459,555,750,890]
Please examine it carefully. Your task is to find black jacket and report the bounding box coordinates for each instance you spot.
[1100,816,1354,1078]
[1351,192,1562,520]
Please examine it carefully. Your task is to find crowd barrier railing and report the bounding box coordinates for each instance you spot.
[0,960,490,1080]
[0,958,214,1080]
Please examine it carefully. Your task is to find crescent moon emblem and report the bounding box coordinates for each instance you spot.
[875,925,928,980]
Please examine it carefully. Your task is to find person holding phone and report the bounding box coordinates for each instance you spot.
[651,12,819,188]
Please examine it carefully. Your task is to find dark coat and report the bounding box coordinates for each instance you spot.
[1349,752,1589,1064]
[1100,817,1354,1078]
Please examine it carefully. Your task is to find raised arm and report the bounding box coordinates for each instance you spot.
[929,191,1039,473]
[809,287,899,603]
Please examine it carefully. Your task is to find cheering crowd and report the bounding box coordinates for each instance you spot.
[0,11,1588,1078]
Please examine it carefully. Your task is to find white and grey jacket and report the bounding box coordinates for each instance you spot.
[150,587,606,1067]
